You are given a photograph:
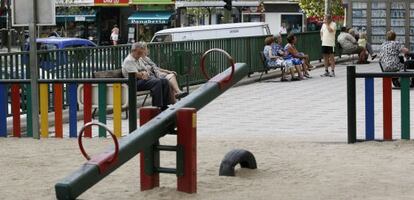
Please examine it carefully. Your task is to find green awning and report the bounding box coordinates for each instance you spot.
[128,11,172,24]
[56,14,96,23]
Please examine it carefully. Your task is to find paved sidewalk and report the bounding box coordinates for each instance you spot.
[58,59,414,142]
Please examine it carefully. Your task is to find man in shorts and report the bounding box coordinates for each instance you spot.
[320,14,337,77]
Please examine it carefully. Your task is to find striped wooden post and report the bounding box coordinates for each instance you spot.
[68,84,78,138]
[0,84,7,137]
[11,84,21,137]
[54,84,63,138]
[26,85,33,137]
[40,84,49,138]
[382,78,392,140]
[401,77,410,140]
[98,83,107,137]
[83,84,92,138]
[365,78,375,140]
[113,83,122,138]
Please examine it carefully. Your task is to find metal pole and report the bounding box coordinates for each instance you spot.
[347,66,356,143]
[7,0,11,52]
[325,0,331,15]
[29,0,40,139]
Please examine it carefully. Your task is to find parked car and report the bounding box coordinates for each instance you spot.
[23,37,97,70]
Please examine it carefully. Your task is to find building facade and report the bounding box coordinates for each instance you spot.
[344,0,414,52]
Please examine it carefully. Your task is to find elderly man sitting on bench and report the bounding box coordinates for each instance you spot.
[122,42,172,110]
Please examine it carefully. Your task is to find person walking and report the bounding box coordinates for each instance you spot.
[320,14,337,77]
[111,24,120,45]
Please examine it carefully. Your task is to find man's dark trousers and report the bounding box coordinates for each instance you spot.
[137,77,171,108]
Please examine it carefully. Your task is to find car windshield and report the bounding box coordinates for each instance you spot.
[37,43,58,50]
[152,34,172,42]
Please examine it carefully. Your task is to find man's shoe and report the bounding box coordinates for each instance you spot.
[175,92,189,99]
[329,72,335,77]
[281,77,289,82]
[320,72,330,77]
[291,77,300,81]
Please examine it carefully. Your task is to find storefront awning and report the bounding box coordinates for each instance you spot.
[56,14,96,22]
[128,11,172,24]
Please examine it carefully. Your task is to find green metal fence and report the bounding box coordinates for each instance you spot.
[1,31,325,115]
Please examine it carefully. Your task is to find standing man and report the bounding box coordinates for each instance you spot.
[122,42,172,110]
[111,24,120,45]
[320,15,337,77]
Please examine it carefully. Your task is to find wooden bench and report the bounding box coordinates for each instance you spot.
[258,51,285,81]
[77,69,151,118]
[337,43,359,64]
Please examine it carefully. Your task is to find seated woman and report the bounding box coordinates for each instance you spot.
[271,34,302,81]
[379,30,409,72]
[138,42,188,102]
[354,30,377,60]
[284,33,311,78]
[263,36,289,81]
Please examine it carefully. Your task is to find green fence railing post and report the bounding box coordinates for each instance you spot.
[98,83,107,137]
[128,73,137,134]
[401,77,410,140]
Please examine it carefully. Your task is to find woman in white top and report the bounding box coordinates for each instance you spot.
[111,25,120,45]
[139,42,188,102]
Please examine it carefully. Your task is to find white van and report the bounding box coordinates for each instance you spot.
[150,22,271,43]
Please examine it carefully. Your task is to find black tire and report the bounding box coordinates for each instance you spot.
[392,78,401,88]
[219,149,257,176]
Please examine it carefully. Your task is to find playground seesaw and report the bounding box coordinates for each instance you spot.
[55,49,249,199]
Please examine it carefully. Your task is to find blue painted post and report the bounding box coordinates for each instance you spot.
[0,84,7,137]
[69,84,78,138]
[365,78,375,141]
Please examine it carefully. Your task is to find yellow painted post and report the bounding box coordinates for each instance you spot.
[39,84,49,138]
[113,83,122,138]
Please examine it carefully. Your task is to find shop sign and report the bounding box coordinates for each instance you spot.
[56,0,94,6]
[94,0,129,6]
[130,19,168,24]
[130,0,175,5]
[136,5,174,11]
[75,16,86,21]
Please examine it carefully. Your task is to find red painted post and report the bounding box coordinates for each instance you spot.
[83,84,92,138]
[139,107,160,191]
[177,108,197,193]
[54,84,63,138]
[11,84,20,137]
[383,78,392,140]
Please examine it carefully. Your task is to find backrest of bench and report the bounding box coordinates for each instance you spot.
[93,69,123,78]
[379,59,385,72]
[259,51,268,68]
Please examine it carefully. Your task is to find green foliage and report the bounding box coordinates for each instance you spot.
[298,0,344,18]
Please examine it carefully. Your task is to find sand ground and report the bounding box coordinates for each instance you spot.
[2,135,414,200]
[2,62,414,199]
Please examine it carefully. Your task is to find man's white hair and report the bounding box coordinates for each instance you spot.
[131,41,147,50]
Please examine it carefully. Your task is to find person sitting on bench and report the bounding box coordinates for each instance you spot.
[121,42,172,110]
[271,34,302,81]
[138,42,188,102]
[338,27,368,64]
[379,30,410,72]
